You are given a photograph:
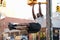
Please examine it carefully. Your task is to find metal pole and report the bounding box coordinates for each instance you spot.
[46,0,52,40]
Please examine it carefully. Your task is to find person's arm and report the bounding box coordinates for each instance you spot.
[38,2,43,17]
[32,4,36,20]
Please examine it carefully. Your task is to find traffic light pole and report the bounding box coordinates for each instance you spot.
[46,0,52,40]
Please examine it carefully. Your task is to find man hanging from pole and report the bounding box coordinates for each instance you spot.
[32,2,46,28]
[32,2,46,40]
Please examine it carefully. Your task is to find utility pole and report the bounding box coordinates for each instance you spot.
[46,0,52,40]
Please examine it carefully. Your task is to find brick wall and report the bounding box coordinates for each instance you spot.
[0,17,34,40]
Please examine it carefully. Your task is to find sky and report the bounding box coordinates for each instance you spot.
[0,0,60,20]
